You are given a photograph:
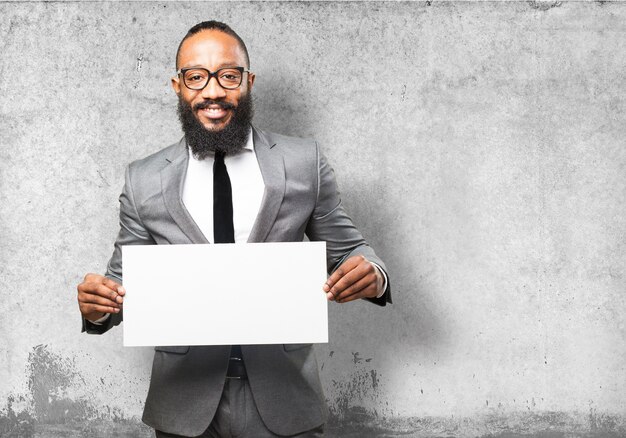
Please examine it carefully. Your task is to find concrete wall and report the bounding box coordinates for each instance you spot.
[1,2,625,437]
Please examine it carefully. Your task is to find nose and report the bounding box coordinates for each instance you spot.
[201,76,227,100]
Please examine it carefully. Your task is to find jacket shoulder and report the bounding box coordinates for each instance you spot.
[256,129,319,167]
[260,129,316,148]
[127,139,185,175]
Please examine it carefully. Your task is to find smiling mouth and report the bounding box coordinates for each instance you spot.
[195,102,235,122]
[200,106,229,120]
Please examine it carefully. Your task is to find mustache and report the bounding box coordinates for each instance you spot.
[193,100,236,111]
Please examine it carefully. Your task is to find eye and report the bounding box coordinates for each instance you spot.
[219,70,242,82]
[184,70,208,83]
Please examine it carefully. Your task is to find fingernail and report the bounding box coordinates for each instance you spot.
[114,308,120,313]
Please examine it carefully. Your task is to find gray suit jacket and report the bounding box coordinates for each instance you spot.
[82,126,391,436]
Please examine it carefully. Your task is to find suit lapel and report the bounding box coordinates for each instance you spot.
[161,138,209,244]
[248,126,285,243]
[160,128,285,244]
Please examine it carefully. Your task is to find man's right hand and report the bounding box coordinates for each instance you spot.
[77,274,125,322]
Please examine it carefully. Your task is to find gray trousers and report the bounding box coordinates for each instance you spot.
[155,379,325,438]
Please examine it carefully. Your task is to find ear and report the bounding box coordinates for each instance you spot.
[247,72,256,90]
[171,76,181,95]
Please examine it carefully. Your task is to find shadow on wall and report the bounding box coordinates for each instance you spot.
[323,177,452,434]
[258,71,447,354]
[256,72,457,434]
[252,69,320,139]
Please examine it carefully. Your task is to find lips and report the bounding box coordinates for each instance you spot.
[201,106,228,120]
[195,101,235,121]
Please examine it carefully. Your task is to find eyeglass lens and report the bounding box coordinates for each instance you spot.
[183,68,243,90]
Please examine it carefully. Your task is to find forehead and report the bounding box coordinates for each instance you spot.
[178,30,246,69]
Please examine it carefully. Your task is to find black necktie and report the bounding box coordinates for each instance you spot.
[213,151,235,244]
[213,151,243,362]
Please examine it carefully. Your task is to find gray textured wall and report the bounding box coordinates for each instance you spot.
[1,2,625,437]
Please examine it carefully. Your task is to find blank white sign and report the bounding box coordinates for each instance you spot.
[122,242,328,347]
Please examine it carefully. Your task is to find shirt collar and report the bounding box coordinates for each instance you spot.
[243,126,254,152]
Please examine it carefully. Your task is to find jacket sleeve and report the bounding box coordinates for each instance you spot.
[82,164,157,334]
[305,143,391,306]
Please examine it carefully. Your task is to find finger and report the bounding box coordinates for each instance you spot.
[323,256,364,292]
[89,304,120,314]
[95,283,122,302]
[323,267,346,294]
[336,287,370,304]
[326,262,366,301]
[83,272,102,282]
[330,261,373,297]
[79,292,121,308]
[334,272,376,302]
[80,283,122,304]
[102,277,125,296]
[80,303,121,315]
[101,278,125,303]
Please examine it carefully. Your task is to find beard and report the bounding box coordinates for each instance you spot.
[177,92,254,159]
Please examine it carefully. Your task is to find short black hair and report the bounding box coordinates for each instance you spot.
[176,21,250,69]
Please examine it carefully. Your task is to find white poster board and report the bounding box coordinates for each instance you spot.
[122,242,328,347]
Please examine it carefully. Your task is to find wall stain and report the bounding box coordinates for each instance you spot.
[1,345,625,436]
[327,351,384,429]
[96,169,110,187]
[135,53,144,72]
[370,369,379,390]
[1,345,150,437]
[324,353,626,436]
[27,344,89,423]
[133,53,144,89]
[0,395,35,438]
[527,1,562,11]
[326,411,626,437]
[329,367,382,424]
[352,351,363,364]
[589,406,619,433]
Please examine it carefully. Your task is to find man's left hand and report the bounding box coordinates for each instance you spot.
[323,255,384,303]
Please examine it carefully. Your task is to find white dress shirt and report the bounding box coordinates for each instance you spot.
[182,129,263,244]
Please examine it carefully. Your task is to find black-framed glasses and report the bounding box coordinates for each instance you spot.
[177,67,250,90]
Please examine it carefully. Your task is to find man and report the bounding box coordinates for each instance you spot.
[77,21,391,438]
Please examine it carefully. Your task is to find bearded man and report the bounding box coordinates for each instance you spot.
[77,21,391,438]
